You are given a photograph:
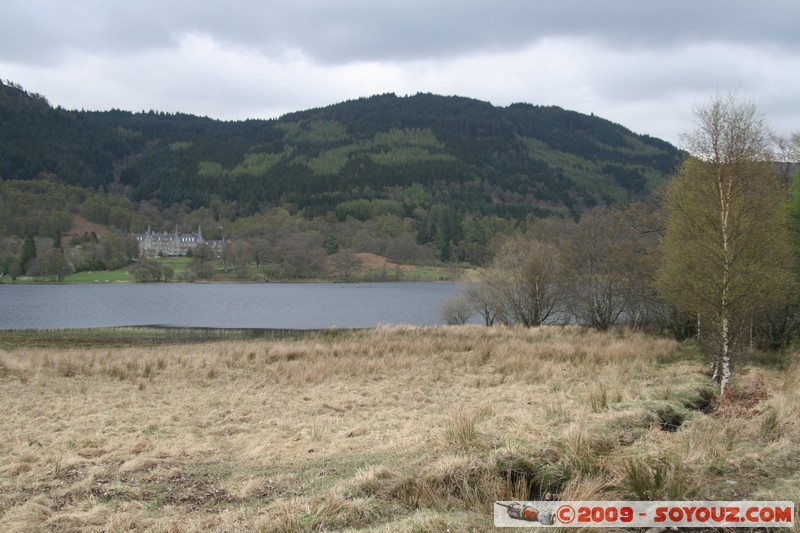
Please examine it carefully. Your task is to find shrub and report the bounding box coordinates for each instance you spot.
[439,294,473,325]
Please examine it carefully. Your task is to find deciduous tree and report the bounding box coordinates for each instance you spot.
[564,207,649,330]
[332,248,361,280]
[492,236,565,327]
[468,234,566,327]
[463,269,502,326]
[192,242,215,280]
[657,94,792,394]
[439,291,473,325]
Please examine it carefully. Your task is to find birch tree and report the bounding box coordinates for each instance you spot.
[657,94,791,394]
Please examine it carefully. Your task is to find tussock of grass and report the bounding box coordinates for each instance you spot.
[0,325,797,531]
[259,492,389,533]
[492,447,568,500]
[758,406,783,441]
[401,454,499,510]
[613,453,695,499]
[443,405,490,451]
[588,382,609,412]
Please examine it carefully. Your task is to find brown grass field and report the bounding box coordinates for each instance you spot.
[0,325,798,532]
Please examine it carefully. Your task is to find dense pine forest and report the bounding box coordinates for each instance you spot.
[0,79,683,278]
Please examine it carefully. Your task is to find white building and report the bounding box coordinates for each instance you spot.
[135,225,224,258]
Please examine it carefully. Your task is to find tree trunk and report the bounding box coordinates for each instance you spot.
[718,166,732,395]
[719,314,732,394]
[711,358,719,383]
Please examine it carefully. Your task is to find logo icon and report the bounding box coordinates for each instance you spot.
[497,502,556,525]
[556,504,576,524]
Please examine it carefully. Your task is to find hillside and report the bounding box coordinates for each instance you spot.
[1,81,682,219]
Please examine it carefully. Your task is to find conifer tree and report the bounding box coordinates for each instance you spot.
[19,235,36,274]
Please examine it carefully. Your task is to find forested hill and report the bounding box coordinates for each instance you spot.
[1,81,682,219]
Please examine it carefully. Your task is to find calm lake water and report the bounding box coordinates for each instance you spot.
[0,282,464,330]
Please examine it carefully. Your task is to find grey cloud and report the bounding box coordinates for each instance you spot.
[3,0,798,144]
[3,0,799,66]
[177,0,800,63]
[0,1,175,64]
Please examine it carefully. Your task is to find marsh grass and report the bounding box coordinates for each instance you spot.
[759,406,782,441]
[0,325,796,531]
[588,382,609,412]
[0,326,349,350]
[614,453,695,499]
[443,405,493,451]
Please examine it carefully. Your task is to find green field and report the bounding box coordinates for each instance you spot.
[156,257,192,271]
[59,257,192,283]
[62,269,133,283]
[4,256,462,284]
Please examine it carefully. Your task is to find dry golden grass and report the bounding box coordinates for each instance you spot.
[0,325,797,532]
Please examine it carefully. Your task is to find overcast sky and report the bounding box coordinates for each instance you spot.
[2,0,799,145]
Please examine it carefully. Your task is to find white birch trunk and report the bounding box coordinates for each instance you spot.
[717,161,732,395]
[720,314,731,394]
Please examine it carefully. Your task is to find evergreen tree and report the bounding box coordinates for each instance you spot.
[19,235,36,274]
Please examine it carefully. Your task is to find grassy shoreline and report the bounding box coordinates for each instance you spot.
[2,255,464,284]
[1,325,797,531]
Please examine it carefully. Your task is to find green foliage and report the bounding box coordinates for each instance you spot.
[0,80,686,277]
[197,161,225,180]
[657,95,792,392]
[0,179,85,238]
[19,235,36,273]
[369,145,456,166]
[305,145,355,176]
[82,189,136,229]
[372,127,443,148]
[788,169,800,249]
[169,141,192,151]
[398,182,433,208]
[1,81,681,222]
[334,199,404,222]
[230,150,289,179]
[0,83,136,188]
[335,199,372,221]
[129,258,174,282]
[659,159,790,324]
[277,119,350,144]
[417,204,464,261]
